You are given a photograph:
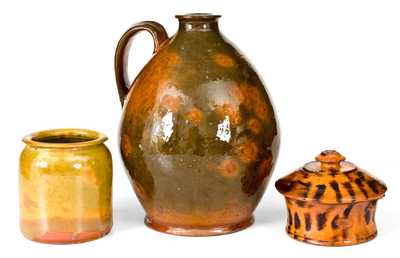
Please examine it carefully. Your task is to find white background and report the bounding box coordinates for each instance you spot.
[1,0,399,257]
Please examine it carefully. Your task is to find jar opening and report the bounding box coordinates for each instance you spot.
[23,129,107,148]
[32,135,94,144]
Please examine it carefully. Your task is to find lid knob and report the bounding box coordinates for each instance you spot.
[316,150,345,172]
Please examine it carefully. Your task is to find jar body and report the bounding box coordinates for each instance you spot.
[119,17,279,236]
[19,143,112,244]
[285,198,378,246]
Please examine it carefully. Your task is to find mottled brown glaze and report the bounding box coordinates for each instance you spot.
[114,13,279,236]
[276,150,386,246]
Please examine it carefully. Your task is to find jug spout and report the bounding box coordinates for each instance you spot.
[176,13,221,32]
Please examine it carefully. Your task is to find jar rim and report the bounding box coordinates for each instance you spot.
[22,128,108,148]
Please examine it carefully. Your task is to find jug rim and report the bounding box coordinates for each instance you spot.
[175,13,221,20]
[22,128,108,148]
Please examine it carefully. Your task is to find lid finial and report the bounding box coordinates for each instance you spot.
[316,150,345,172]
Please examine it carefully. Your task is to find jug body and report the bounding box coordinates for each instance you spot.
[115,14,279,236]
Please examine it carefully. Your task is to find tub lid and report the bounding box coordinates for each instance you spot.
[275,150,387,204]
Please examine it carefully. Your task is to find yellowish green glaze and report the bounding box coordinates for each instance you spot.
[19,129,112,244]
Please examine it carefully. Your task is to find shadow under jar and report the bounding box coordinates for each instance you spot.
[19,129,112,244]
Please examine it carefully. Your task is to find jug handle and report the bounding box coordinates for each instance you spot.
[114,21,169,106]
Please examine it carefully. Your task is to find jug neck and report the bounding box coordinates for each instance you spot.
[176,13,221,33]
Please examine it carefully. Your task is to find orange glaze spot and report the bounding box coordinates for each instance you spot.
[84,172,98,185]
[255,101,269,121]
[213,53,235,68]
[160,94,182,112]
[186,107,204,124]
[247,118,262,134]
[230,84,245,103]
[257,154,273,178]
[23,194,37,209]
[122,134,133,157]
[165,52,181,66]
[215,103,241,126]
[217,158,240,178]
[236,140,259,164]
[240,85,260,111]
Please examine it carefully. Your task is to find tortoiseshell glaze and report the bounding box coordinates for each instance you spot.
[276,150,386,246]
[19,129,112,244]
[115,14,279,236]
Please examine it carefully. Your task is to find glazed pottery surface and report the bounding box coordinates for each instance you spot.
[275,150,387,246]
[19,129,112,244]
[115,13,279,236]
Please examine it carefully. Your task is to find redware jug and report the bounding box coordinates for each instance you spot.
[114,13,279,236]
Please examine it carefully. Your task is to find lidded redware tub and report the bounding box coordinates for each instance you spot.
[275,150,386,246]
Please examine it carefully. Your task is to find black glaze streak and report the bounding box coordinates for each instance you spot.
[357,171,365,181]
[343,171,352,181]
[343,229,348,239]
[367,180,380,194]
[343,203,354,218]
[317,213,327,231]
[297,180,312,199]
[294,212,301,229]
[276,179,294,193]
[305,213,311,231]
[330,181,342,203]
[288,209,293,227]
[343,182,356,202]
[355,178,369,199]
[365,205,371,224]
[313,184,326,201]
[372,201,377,223]
[329,168,339,177]
[296,200,306,207]
[331,214,339,229]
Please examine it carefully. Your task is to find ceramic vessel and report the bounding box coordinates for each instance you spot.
[115,13,279,236]
[275,150,387,246]
[19,129,112,244]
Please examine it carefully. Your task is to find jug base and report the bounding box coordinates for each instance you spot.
[144,215,254,236]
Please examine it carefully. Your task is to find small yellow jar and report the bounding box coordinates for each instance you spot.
[19,129,112,244]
